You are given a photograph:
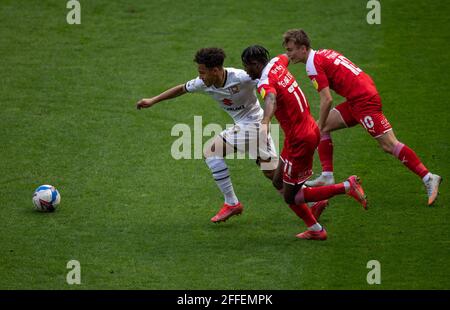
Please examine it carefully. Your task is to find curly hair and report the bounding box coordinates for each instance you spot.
[241,45,270,65]
[194,48,226,68]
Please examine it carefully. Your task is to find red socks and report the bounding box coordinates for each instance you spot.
[295,183,346,204]
[288,203,317,227]
[318,133,334,173]
[392,142,429,178]
[318,135,429,180]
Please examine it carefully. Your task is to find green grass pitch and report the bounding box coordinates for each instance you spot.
[0,0,449,289]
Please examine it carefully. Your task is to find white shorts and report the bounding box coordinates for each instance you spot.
[219,123,278,170]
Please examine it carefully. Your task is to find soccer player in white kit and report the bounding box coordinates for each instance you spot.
[137,48,278,223]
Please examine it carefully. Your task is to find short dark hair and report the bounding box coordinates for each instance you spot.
[194,48,225,68]
[241,45,270,65]
[283,29,311,49]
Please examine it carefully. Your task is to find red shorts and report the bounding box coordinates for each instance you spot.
[334,94,392,138]
[280,125,320,185]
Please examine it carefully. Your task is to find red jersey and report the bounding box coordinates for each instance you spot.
[257,54,317,139]
[306,49,378,101]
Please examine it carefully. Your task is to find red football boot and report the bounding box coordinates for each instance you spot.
[296,228,327,240]
[310,200,329,220]
[346,175,368,209]
[211,202,243,223]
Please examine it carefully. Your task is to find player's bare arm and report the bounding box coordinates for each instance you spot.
[261,92,277,134]
[136,84,187,110]
[318,87,333,131]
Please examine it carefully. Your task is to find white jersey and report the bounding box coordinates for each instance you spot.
[184,68,263,124]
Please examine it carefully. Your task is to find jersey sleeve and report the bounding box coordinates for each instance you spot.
[276,54,290,67]
[257,77,277,99]
[306,55,329,92]
[184,77,206,93]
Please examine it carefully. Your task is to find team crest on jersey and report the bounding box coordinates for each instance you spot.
[229,85,240,94]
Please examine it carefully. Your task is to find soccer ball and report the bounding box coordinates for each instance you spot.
[32,185,61,212]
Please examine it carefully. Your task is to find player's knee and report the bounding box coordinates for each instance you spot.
[321,126,332,135]
[377,131,399,154]
[283,192,295,205]
[284,195,295,205]
[262,169,274,180]
[379,141,394,153]
[203,149,212,159]
[271,173,283,190]
[322,119,341,132]
[203,143,218,158]
[272,178,282,190]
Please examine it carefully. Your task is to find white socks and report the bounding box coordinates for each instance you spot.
[308,223,323,232]
[343,181,350,192]
[322,171,334,177]
[205,156,239,206]
[422,172,432,183]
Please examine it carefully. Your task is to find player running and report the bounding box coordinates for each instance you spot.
[137,48,278,223]
[241,45,367,240]
[282,29,442,206]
